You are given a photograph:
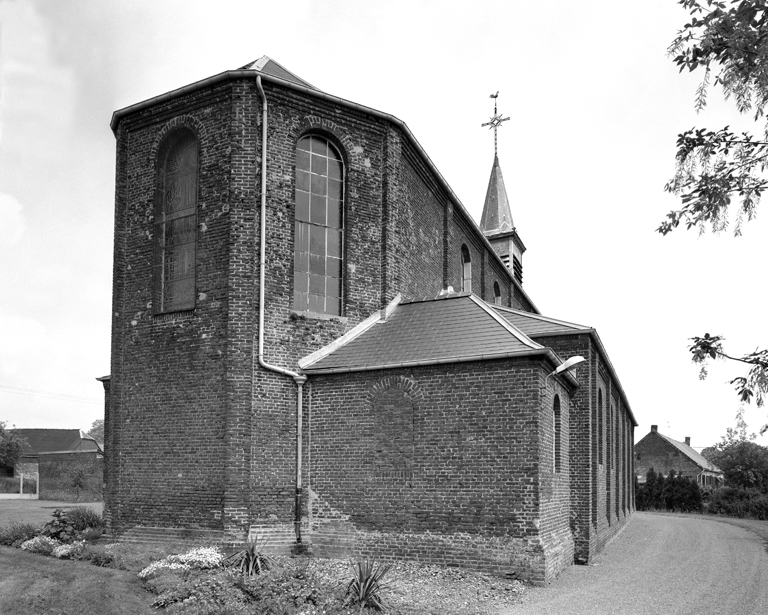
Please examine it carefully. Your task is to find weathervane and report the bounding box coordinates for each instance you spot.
[481,92,510,158]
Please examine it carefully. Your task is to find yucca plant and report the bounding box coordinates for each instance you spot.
[344,559,392,612]
[224,535,277,577]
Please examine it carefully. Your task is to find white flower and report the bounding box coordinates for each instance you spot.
[138,546,224,579]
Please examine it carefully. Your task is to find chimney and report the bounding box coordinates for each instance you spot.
[651,425,658,433]
[685,437,691,447]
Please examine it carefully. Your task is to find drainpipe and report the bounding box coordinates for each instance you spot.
[255,75,306,543]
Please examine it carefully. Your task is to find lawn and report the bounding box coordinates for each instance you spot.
[0,546,154,615]
[0,499,103,526]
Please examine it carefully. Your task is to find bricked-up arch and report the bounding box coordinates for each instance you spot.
[553,395,562,473]
[294,134,345,315]
[366,376,424,483]
[153,128,198,314]
[461,244,472,293]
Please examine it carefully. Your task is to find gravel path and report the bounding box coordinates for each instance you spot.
[500,512,768,615]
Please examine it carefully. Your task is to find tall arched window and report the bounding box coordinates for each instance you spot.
[493,281,502,305]
[461,245,471,293]
[553,395,562,472]
[294,135,344,316]
[154,129,198,314]
[598,389,604,465]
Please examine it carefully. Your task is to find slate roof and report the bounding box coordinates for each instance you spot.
[14,429,102,456]
[491,305,593,337]
[239,56,318,90]
[480,156,514,235]
[656,432,723,474]
[300,293,553,374]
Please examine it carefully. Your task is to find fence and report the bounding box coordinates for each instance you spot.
[0,473,39,500]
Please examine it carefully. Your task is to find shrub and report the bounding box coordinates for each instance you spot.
[150,570,246,610]
[343,560,392,612]
[20,535,61,555]
[83,543,118,567]
[708,487,768,519]
[224,536,277,578]
[0,521,41,547]
[636,468,702,513]
[66,506,104,531]
[52,540,86,559]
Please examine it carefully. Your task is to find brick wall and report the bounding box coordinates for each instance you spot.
[305,359,574,584]
[38,452,103,502]
[534,333,635,563]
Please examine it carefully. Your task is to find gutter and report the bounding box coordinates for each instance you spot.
[110,69,537,314]
[254,76,306,544]
[302,347,580,387]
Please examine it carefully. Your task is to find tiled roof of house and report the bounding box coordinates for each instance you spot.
[14,429,102,456]
[491,305,592,336]
[657,433,723,474]
[300,293,551,374]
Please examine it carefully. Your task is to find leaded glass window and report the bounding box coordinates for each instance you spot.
[461,245,472,293]
[294,135,344,315]
[154,130,198,313]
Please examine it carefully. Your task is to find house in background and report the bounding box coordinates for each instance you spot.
[14,428,104,501]
[634,425,723,488]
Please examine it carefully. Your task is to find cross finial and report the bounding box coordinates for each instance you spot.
[481,91,510,158]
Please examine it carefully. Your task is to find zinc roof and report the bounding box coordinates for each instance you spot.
[300,293,547,374]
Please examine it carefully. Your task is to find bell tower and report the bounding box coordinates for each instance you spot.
[479,93,526,285]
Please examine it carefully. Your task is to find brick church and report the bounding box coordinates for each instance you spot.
[100,56,637,584]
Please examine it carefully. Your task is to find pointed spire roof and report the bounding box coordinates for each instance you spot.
[480,155,514,235]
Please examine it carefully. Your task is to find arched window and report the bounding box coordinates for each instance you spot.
[154,129,198,313]
[493,281,502,305]
[461,245,471,293]
[598,389,604,465]
[553,395,562,472]
[294,135,344,315]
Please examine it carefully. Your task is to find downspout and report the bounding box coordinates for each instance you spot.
[255,75,307,544]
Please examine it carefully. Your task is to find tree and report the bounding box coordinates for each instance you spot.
[87,419,104,446]
[702,421,768,491]
[0,421,28,470]
[664,1,768,429]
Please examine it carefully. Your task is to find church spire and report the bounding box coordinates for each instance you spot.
[478,93,526,285]
[479,92,513,235]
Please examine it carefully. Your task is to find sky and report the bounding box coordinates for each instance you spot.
[0,0,767,449]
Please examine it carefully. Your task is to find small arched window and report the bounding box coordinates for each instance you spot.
[553,395,562,472]
[154,129,198,313]
[493,281,502,305]
[294,135,344,315]
[461,245,472,293]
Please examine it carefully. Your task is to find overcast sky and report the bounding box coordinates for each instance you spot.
[1,0,766,449]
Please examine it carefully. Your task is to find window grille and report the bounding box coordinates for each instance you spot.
[293,135,344,315]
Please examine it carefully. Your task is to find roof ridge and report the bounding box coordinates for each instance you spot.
[491,303,590,330]
[469,295,543,350]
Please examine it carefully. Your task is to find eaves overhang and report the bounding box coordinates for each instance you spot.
[302,346,579,388]
[110,68,538,313]
[532,328,638,427]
